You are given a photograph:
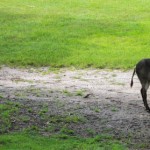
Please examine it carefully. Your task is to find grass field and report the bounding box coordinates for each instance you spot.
[0,0,150,68]
[0,133,126,150]
[0,100,127,150]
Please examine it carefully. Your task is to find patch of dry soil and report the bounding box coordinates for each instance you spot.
[0,67,150,148]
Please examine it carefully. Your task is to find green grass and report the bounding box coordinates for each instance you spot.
[0,133,126,150]
[0,101,21,133]
[0,0,150,68]
[0,100,128,149]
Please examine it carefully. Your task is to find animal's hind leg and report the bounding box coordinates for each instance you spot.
[141,82,150,111]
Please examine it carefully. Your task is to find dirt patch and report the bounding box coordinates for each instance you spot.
[1,67,150,149]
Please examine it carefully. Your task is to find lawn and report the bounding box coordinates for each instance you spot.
[0,100,127,150]
[0,133,126,150]
[0,0,150,68]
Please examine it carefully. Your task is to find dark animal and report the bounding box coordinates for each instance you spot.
[131,59,150,112]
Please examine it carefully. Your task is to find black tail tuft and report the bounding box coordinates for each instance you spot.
[130,80,133,87]
[130,68,136,88]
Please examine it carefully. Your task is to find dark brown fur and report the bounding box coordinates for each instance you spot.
[131,59,150,112]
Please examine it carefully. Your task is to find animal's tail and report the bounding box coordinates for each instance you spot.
[130,68,136,88]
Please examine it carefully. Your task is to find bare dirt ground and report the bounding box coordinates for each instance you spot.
[1,67,150,149]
